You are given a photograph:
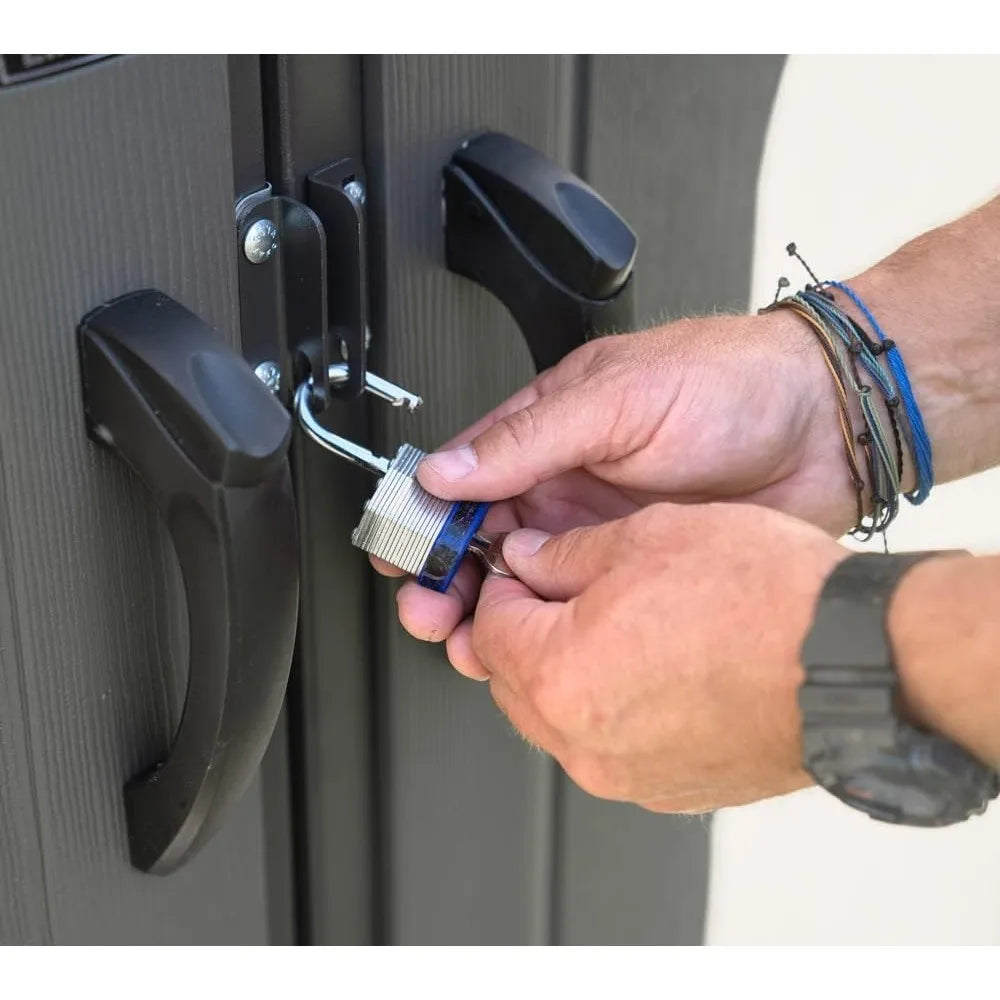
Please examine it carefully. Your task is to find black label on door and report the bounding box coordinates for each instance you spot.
[0,54,107,86]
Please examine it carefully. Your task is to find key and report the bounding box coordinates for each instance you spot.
[467,531,514,578]
[295,370,515,592]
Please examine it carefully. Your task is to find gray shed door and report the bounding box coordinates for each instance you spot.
[0,54,783,944]
[0,55,284,945]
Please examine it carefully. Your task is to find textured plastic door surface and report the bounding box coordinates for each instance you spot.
[0,55,784,945]
[289,55,785,944]
[0,55,289,944]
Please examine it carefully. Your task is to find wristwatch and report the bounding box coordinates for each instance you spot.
[799,551,1000,826]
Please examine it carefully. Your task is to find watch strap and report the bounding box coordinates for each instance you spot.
[799,550,999,826]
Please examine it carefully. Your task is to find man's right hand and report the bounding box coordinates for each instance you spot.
[369,191,1000,705]
[376,308,859,672]
[415,309,857,534]
[411,190,1000,561]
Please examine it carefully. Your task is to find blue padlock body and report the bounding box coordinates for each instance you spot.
[416,500,490,593]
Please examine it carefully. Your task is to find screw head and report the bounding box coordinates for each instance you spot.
[244,219,279,264]
[254,360,281,393]
[344,180,366,206]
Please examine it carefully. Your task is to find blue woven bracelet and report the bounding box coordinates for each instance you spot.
[826,281,934,505]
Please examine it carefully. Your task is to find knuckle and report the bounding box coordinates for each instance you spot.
[550,520,626,579]
[547,526,588,575]
[497,406,540,453]
[591,340,636,380]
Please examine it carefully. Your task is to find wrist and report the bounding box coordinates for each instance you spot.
[846,215,1000,486]
[889,552,1000,769]
[758,307,874,535]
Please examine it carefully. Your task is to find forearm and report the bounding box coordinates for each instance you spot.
[848,194,1000,488]
[890,552,1000,768]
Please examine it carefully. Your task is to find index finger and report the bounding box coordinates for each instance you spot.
[436,381,542,452]
[432,341,596,452]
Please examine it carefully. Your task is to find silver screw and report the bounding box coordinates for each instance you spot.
[254,360,281,394]
[344,180,366,206]
[244,219,279,264]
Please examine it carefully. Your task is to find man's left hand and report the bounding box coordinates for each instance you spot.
[454,502,847,813]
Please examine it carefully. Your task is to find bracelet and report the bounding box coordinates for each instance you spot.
[789,291,904,535]
[761,298,868,533]
[763,294,899,539]
[762,244,936,540]
[826,281,934,505]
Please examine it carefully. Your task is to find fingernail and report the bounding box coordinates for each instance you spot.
[423,444,477,482]
[504,528,551,559]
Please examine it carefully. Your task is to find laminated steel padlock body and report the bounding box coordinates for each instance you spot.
[294,373,511,591]
[352,444,489,592]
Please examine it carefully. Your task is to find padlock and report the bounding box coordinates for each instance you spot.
[295,364,512,591]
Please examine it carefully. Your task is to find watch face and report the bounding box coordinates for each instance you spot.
[834,760,955,825]
[809,732,998,827]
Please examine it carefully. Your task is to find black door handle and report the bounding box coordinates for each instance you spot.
[443,131,638,372]
[78,290,299,875]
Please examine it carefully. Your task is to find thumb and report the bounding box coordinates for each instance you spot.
[501,521,626,601]
[416,383,620,501]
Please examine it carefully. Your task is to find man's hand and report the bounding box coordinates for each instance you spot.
[381,310,856,658]
[457,502,847,813]
[382,195,1000,655]
[365,194,1000,810]
[419,311,855,529]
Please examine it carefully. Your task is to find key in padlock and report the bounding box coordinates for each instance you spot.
[295,366,514,591]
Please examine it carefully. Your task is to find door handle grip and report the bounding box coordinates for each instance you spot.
[443,131,638,372]
[79,290,299,875]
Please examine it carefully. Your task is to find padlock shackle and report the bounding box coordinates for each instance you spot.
[294,380,391,475]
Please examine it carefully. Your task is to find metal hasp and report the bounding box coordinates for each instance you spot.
[234,158,370,411]
[443,131,638,372]
[307,161,370,400]
[236,188,330,406]
[78,290,299,874]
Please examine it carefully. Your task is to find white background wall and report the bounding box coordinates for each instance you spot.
[705,55,1000,944]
